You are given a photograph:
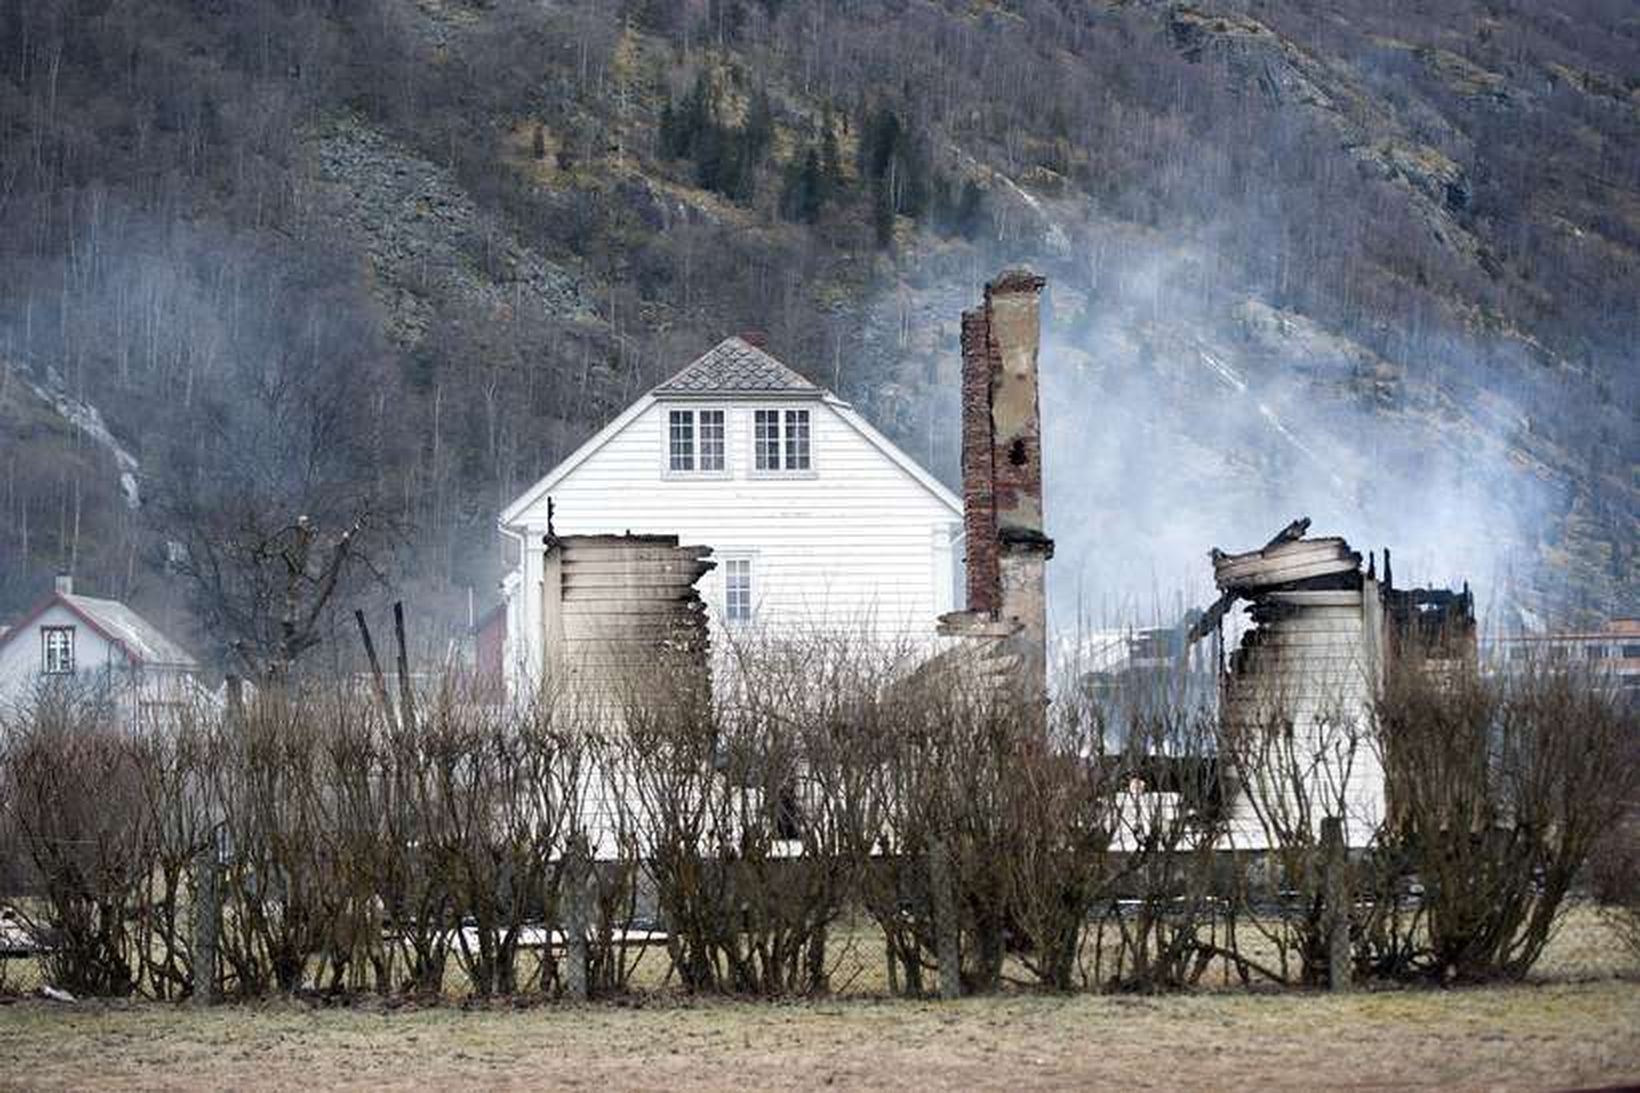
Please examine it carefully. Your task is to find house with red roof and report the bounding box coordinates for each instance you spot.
[0,574,202,725]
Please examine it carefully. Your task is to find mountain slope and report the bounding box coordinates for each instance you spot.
[0,0,1632,657]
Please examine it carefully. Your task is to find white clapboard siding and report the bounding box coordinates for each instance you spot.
[1224,588,1386,849]
[504,394,962,690]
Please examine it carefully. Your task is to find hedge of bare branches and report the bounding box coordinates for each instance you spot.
[0,640,1632,1001]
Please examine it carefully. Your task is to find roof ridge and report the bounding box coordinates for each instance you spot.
[653,336,821,396]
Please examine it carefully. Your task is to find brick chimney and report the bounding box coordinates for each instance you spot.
[960,307,1000,614]
[738,329,768,349]
[943,269,1054,701]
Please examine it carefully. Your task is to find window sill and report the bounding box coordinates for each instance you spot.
[747,469,818,480]
[662,470,733,481]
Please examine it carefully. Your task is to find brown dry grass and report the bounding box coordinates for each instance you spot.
[0,979,1636,1091]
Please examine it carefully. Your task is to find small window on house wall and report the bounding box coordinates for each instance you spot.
[724,558,753,623]
[42,627,75,674]
[668,409,726,473]
[753,408,811,472]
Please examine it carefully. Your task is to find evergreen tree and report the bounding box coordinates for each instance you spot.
[693,122,725,192]
[778,146,824,223]
[658,97,681,159]
[954,179,986,239]
[872,175,895,247]
[797,148,823,222]
[860,103,901,179]
[677,72,714,159]
[743,86,774,165]
[778,155,805,221]
[893,128,930,219]
[820,104,844,195]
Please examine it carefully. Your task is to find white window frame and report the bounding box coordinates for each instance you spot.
[720,554,756,625]
[748,405,816,477]
[662,405,730,479]
[42,626,75,675]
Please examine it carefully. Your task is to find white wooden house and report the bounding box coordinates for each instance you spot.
[497,337,964,696]
[0,575,202,725]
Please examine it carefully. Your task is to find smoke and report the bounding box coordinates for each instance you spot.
[1034,246,1563,637]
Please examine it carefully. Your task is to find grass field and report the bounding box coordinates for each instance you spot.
[0,979,1636,1090]
[1,907,1636,1090]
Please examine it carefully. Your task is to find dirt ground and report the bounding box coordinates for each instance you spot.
[0,979,1636,1091]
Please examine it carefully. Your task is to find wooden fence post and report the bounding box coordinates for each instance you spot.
[562,838,589,1002]
[929,836,961,1000]
[1321,816,1352,991]
[192,836,220,1004]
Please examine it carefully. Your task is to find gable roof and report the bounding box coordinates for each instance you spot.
[500,339,961,528]
[824,396,961,516]
[653,337,820,396]
[65,594,198,669]
[0,591,198,670]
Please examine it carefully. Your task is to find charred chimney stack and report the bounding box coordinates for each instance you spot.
[943,268,1054,699]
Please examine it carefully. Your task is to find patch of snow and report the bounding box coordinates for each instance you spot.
[1197,349,1248,393]
[25,369,142,509]
[1195,348,1349,494]
[995,173,1071,254]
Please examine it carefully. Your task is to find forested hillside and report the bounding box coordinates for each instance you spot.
[0,0,1634,665]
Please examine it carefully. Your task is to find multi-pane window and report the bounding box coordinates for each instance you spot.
[724,558,753,623]
[754,408,811,472]
[698,410,725,470]
[784,410,811,470]
[42,627,74,674]
[754,410,780,471]
[668,409,725,473]
[669,410,695,471]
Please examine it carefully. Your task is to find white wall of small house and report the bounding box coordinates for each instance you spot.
[0,603,194,721]
[504,396,961,693]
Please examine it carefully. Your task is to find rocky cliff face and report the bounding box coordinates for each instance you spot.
[0,0,1631,643]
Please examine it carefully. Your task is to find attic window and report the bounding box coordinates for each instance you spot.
[668,409,726,473]
[42,627,75,675]
[754,409,811,472]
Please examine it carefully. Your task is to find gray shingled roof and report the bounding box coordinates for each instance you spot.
[64,594,197,669]
[653,337,821,396]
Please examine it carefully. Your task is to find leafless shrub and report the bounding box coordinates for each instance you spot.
[7,620,1624,1003]
[128,712,215,998]
[618,632,872,996]
[1588,811,1640,962]
[1,685,151,996]
[849,655,1019,995]
[206,693,351,995]
[1222,689,1374,985]
[997,675,1118,991]
[1364,656,1637,982]
[1096,688,1232,993]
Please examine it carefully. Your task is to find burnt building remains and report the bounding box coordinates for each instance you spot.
[539,532,715,721]
[1190,518,1477,847]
